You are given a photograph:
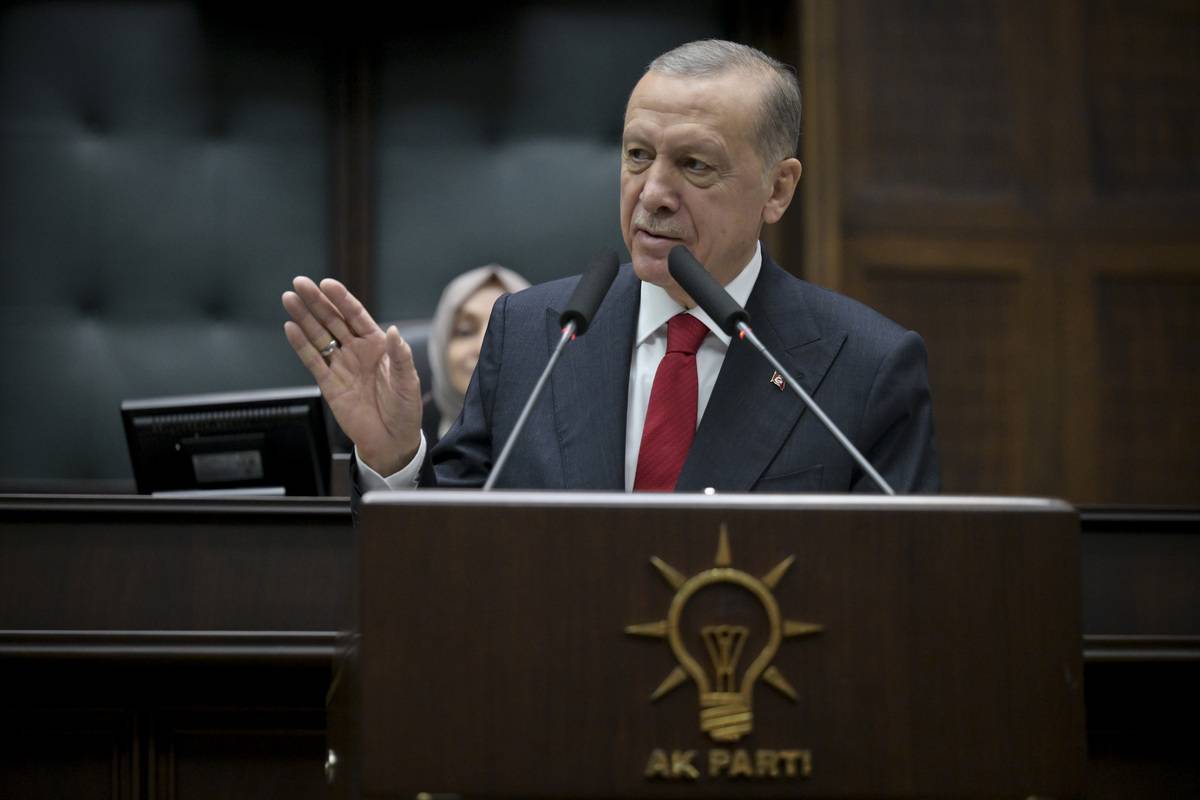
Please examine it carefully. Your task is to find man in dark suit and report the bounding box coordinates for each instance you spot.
[281,39,939,493]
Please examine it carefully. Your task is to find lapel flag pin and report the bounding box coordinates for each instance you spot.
[770,370,786,391]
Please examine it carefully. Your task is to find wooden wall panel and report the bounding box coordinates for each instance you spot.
[1063,246,1200,503]
[804,0,1200,502]
[1094,276,1200,502]
[837,0,1029,230]
[1085,0,1200,197]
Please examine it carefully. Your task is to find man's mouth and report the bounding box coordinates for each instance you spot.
[635,227,685,245]
[631,210,688,251]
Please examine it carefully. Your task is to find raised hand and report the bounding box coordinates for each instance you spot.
[282,277,423,476]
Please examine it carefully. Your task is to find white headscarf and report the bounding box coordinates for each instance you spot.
[428,264,531,437]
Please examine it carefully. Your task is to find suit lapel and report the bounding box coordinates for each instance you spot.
[675,258,846,492]
[546,266,639,490]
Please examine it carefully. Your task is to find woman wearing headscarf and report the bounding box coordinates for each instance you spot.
[424,264,531,444]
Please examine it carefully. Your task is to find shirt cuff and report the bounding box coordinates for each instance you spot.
[355,434,427,491]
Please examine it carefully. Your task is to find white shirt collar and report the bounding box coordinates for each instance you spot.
[636,242,762,347]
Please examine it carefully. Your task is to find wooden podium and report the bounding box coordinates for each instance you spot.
[332,493,1085,799]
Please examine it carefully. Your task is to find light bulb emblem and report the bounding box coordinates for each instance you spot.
[626,525,823,741]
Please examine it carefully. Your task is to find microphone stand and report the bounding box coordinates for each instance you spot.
[482,323,575,491]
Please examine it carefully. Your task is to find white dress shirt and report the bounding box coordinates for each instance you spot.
[623,243,761,490]
[359,243,763,491]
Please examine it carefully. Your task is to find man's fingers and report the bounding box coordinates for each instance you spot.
[322,278,382,339]
[283,320,333,383]
[282,290,345,357]
[386,325,414,370]
[290,276,355,347]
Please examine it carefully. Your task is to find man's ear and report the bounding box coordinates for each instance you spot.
[762,158,802,225]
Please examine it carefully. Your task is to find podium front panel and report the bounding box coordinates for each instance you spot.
[357,493,1083,799]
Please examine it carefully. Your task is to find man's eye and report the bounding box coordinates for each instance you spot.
[683,158,710,173]
[626,147,651,162]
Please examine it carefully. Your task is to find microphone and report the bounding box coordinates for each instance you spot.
[667,246,748,336]
[483,251,620,491]
[559,251,620,334]
[667,245,896,496]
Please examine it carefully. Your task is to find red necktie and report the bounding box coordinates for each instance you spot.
[634,313,711,491]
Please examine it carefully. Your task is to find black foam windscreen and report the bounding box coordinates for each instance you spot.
[558,250,620,335]
[667,246,751,336]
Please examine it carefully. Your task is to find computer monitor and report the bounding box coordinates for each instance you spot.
[121,386,332,497]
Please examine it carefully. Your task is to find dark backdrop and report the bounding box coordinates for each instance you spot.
[2,0,1197,505]
[0,1,752,490]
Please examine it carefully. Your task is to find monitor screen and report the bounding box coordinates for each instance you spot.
[121,386,332,497]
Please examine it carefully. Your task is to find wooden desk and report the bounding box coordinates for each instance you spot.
[0,494,352,800]
[1,496,1196,798]
[1079,507,1200,799]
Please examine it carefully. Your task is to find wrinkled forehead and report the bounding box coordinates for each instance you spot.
[623,69,764,144]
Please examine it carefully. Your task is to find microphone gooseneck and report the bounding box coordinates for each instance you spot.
[667,245,896,496]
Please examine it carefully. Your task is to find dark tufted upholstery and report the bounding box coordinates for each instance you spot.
[0,4,329,490]
[0,2,728,491]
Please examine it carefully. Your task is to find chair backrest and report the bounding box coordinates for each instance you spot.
[0,4,327,491]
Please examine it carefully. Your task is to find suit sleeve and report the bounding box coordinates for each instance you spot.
[852,330,941,493]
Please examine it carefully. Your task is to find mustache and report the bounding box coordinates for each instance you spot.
[631,210,688,240]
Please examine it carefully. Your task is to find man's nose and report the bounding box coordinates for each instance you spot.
[638,160,680,215]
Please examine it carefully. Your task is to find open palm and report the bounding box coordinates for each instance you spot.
[282,277,423,476]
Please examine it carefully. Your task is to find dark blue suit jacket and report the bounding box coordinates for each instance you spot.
[420,252,940,493]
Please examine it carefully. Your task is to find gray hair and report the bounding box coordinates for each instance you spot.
[647,39,801,170]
